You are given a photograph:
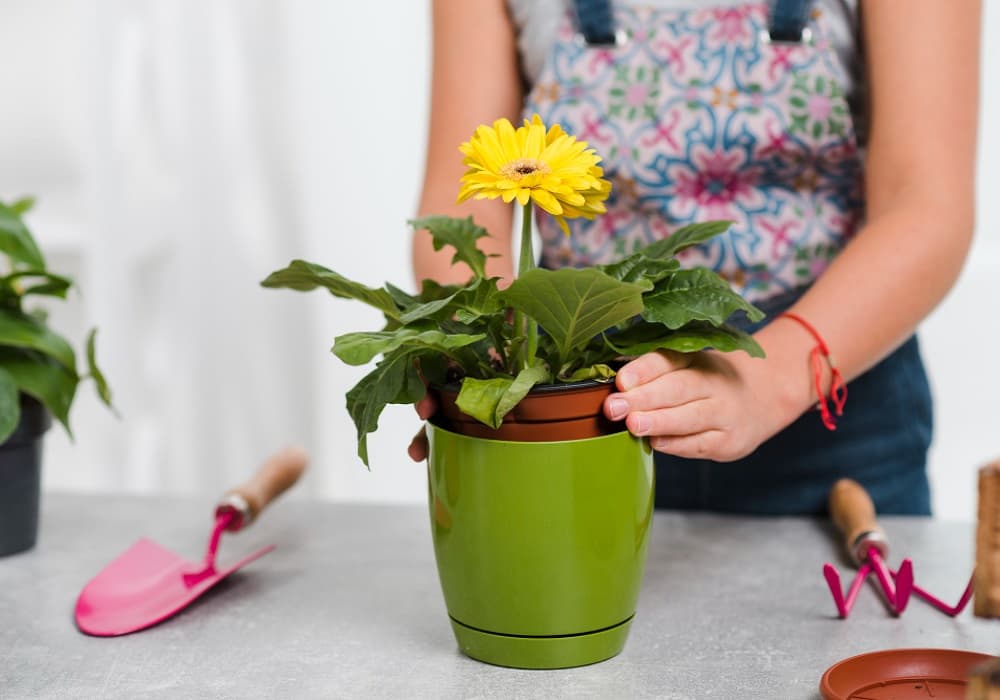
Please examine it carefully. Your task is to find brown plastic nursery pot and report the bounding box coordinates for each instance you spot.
[432,379,619,441]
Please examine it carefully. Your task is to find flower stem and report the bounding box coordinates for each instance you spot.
[518,202,535,277]
[516,203,538,370]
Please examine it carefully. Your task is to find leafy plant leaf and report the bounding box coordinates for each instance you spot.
[451,278,505,322]
[0,200,46,269]
[10,197,35,216]
[401,277,504,325]
[0,348,77,434]
[261,260,399,320]
[563,363,617,382]
[384,282,419,309]
[638,221,732,260]
[345,350,424,466]
[85,328,114,409]
[598,256,680,284]
[332,328,486,366]
[641,269,764,329]
[1,270,73,300]
[502,268,648,368]
[0,367,20,443]
[0,312,78,373]
[416,279,459,302]
[605,321,765,358]
[494,364,550,422]
[455,364,550,429]
[409,216,490,278]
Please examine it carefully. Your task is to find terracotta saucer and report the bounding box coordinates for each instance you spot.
[820,648,996,700]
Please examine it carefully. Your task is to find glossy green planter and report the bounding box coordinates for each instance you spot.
[426,423,654,669]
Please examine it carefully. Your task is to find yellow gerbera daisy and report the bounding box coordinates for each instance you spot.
[457,114,612,235]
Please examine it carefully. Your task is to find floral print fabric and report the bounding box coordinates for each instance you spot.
[524,2,864,303]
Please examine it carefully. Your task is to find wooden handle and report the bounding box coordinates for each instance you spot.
[829,479,887,565]
[218,447,308,530]
[974,460,1000,619]
[966,658,1000,699]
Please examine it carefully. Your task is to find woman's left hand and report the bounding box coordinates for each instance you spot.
[602,348,802,461]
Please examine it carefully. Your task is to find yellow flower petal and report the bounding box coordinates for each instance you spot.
[457,116,612,234]
[530,189,563,216]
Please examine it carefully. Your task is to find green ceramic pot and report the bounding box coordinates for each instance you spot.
[426,419,654,669]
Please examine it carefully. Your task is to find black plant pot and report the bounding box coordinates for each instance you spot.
[0,396,51,557]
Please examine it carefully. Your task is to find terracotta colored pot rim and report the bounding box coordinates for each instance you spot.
[432,379,623,442]
[428,419,630,445]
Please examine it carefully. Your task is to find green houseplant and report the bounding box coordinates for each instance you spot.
[0,197,112,556]
[263,116,764,668]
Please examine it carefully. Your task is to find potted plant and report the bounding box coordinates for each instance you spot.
[0,197,113,557]
[262,116,764,669]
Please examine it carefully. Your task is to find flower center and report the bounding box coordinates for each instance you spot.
[500,158,550,181]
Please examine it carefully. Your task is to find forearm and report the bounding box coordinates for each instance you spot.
[413,0,522,291]
[754,200,974,422]
[751,0,980,426]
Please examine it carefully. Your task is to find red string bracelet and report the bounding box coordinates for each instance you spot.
[779,312,847,431]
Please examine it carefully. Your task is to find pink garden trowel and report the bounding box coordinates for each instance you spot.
[75,447,308,636]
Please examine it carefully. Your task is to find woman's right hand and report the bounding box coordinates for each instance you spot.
[408,393,438,462]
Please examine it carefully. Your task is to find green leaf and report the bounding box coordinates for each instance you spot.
[401,277,504,325]
[0,348,76,434]
[398,296,456,325]
[416,279,459,302]
[85,328,114,409]
[455,364,550,428]
[409,216,490,278]
[384,282,418,309]
[10,197,35,216]
[332,328,486,366]
[502,268,648,368]
[563,363,617,382]
[0,312,78,373]
[641,269,764,329]
[451,278,504,322]
[638,221,732,260]
[1,270,73,300]
[598,255,680,284]
[494,364,550,422]
[345,350,424,466]
[0,200,46,269]
[605,322,765,358]
[261,260,399,320]
[0,367,20,443]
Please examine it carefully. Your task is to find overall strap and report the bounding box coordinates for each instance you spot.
[573,0,617,46]
[769,0,815,42]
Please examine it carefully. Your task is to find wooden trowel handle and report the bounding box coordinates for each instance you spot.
[216,447,309,531]
[829,478,888,566]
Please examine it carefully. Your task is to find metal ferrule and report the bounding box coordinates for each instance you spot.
[215,493,252,532]
[851,530,888,566]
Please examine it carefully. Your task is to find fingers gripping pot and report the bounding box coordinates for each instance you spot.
[427,381,654,669]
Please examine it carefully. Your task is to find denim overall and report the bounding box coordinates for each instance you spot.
[523,0,933,514]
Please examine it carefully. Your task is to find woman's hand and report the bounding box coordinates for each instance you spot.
[407,394,437,462]
[603,339,811,461]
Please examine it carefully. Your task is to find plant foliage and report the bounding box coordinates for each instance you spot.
[263,218,764,466]
[0,199,113,442]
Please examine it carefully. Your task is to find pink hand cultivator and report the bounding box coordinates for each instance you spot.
[823,479,974,619]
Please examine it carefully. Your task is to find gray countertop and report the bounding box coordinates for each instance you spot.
[0,494,995,699]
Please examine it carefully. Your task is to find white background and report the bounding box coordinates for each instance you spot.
[0,1,996,520]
